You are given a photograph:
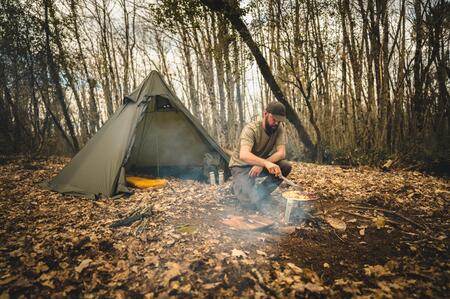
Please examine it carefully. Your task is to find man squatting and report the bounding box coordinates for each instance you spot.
[228,102,292,210]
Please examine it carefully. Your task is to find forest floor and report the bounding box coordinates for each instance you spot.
[0,157,449,298]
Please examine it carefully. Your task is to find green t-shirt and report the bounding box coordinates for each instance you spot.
[229,120,286,167]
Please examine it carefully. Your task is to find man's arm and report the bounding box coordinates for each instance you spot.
[266,144,286,163]
[240,145,283,176]
[239,144,286,165]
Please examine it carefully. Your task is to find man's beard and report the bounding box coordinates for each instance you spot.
[264,118,278,135]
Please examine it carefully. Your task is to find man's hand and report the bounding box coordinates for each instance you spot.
[264,161,281,177]
[248,165,263,177]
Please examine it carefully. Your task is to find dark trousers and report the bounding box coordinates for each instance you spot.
[230,160,292,208]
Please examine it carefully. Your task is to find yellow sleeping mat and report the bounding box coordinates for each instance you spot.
[126,176,168,189]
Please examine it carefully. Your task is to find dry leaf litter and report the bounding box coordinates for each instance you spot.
[0,157,448,298]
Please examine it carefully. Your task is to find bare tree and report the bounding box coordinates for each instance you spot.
[44,0,79,153]
[200,0,317,160]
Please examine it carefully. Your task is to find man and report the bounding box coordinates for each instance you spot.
[229,101,292,210]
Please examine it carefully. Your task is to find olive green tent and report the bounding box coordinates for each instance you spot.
[45,71,229,198]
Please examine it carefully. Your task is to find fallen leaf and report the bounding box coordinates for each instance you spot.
[112,270,129,282]
[75,259,92,273]
[144,255,159,266]
[114,289,127,299]
[434,189,450,195]
[203,282,220,290]
[373,216,386,229]
[304,282,324,293]
[179,284,192,293]
[40,279,55,289]
[325,217,347,231]
[117,260,128,270]
[334,279,363,295]
[384,260,399,272]
[286,263,303,274]
[35,262,49,273]
[9,249,22,257]
[334,278,347,286]
[39,271,55,281]
[231,249,247,258]
[241,258,255,265]
[395,197,405,203]
[291,281,306,292]
[364,264,392,277]
[0,275,18,286]
[169,280,180,290]
[63,285,77,294]
[284,276,295,285]
[376,281,393,294]
[162,262,181,286]
[256,250,267,256]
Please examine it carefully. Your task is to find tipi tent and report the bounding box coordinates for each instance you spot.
[45,71,229,198]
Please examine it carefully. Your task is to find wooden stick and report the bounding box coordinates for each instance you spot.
[341,210,402,226]
[349,205,430,231]
[332,230,346,242]
[110,205,153,228]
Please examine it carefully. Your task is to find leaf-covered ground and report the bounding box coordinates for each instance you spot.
[0,157,448,298]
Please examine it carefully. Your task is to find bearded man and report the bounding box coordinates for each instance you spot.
[228,102,292,210]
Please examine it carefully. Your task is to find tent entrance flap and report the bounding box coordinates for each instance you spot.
[124,96,221,181]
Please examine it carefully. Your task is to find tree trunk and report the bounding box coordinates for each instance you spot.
[119,0,130,95]
[178,24,201,119]
[44,0,79,153]
[190,12,220,139]
[392,0,407,151]
[412,0,424,137]
[379,0,390,149]
[154,31,174,88]
[224,25,237,146]
[48,1,89,143]
[213,14,228,143]
[359,0,375,151]
[200,0,316,160]
[233,39,244,125]
[0,71,19,151]
[70,0,100,135]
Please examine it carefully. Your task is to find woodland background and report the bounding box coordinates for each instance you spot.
[1,0,449,169]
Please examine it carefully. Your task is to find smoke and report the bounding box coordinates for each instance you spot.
[232,175,312,226]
